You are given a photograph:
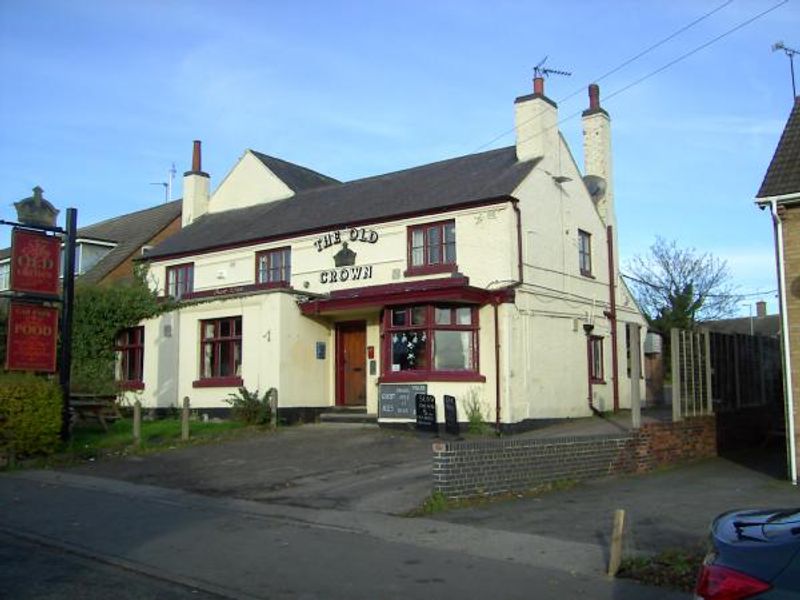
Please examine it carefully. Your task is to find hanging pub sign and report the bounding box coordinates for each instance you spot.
[6,302,59,373]
[10,228,61,296]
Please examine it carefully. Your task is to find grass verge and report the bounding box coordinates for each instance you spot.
[13,418,261,468]
[617,545,705,592]
[404,479,578,517]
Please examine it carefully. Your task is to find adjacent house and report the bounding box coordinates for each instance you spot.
[135,79,647,429]
[756,95,800,484]
[0,198,182,289]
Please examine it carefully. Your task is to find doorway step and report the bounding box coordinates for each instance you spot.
[319,406,377,425]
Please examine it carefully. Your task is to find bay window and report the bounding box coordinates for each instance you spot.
[383,304,482,381]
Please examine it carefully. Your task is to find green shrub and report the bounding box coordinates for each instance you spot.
[224,387,273,425]
[0,373,62,457]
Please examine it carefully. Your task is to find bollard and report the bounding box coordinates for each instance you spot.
[133,400,142,447]
[269,388,278,429]
[608,508,626,577]
[181,396,190,441]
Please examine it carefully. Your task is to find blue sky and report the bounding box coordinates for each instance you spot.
[1,0,798,315]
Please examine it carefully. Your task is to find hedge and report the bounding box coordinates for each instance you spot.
[0,372,62,457]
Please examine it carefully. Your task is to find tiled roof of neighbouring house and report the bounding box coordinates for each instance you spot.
[146,146,537,259]
[1,200,182,283]
[757,96,800,198]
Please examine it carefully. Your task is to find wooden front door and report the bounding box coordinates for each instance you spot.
[336,322,366,406]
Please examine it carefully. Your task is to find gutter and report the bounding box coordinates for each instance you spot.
[764,198,798,485]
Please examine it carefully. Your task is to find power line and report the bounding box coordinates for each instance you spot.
[481,0,788,152]
[473,0,735,152]
[620,271,776,299]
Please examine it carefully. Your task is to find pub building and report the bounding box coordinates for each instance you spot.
[129,80,647,428]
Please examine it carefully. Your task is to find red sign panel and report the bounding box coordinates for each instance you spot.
[10,228,61,296]
[6,303,59,373]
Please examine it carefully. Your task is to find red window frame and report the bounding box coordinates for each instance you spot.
[166,262,194,299]
[406,220,457,276]
[589,335,604,383]
[255,247,291,287]
[194,316,243,387]
[115,326,144,390]
[381,304,484,383]
[578,230,592,277]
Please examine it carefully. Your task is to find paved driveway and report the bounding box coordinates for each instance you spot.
[69,423,434,514]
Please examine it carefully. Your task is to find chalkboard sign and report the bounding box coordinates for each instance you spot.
[443,395,459,436]
[379,384,427,418]
[415,394,437,433]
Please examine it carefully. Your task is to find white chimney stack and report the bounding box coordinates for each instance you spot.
[182,140,210,227]
[514,76,559,163]
[581,84,615,229]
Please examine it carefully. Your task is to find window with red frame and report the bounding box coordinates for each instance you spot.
[199,317,242,382]
[589,335,604,382]
[166,263,194,299]
[256,247,291,285]
[383,304,478,380]
[578,230,592,277]
[407,220,456,274]
[115,327,144,388]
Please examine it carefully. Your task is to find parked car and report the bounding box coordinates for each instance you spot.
[695,508,800,599]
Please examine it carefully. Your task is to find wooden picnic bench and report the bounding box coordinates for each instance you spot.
[69,394,123,432]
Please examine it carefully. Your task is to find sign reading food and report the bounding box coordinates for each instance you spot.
[10,228,61,296]
[6,302,59,372]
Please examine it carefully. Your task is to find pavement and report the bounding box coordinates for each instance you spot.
[0,420,794,598]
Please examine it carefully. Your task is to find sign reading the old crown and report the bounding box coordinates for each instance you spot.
[316,226,379,284]
[10,229,61,296]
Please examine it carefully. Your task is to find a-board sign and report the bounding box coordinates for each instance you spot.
[443,395,459,436]
[415,394,437,433]
[378,383,427,418]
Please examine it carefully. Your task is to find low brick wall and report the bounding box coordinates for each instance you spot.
[432,417,716,499]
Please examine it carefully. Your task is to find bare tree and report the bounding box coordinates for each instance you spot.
[625,237,741,331]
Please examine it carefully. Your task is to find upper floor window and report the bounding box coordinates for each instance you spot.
[115,327,144,389]
[589,335,604,383]
[383,304,481,382]
[256,247,291,286]
[407,220,456,275]
[0,261,9,291]
[578,230,592,277]
[166,263,194,299]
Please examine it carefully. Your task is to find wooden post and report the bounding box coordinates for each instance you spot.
[704,330,713,415]
[630,325,641,429]
[671,329,682,422]
[181,396,190,441]
[608,508,626,577]
[133,400,142,447]
[269,388,278,429]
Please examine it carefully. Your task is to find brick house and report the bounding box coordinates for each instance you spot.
[755,95,800,484]
[0,199,182,289]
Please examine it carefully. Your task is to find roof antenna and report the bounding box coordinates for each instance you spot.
[533,56,572,79]
[150,163,177,203]
[772,41,798,99]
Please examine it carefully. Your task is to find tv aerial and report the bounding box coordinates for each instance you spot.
[533,56,572,79]
[772,41,798,99]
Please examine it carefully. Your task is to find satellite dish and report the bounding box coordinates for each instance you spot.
[583,175,606,202]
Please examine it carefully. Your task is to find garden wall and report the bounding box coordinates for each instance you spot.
[432,417,716,499]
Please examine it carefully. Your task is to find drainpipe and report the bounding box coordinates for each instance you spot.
[767,199,797,485]
[606,225,620,411]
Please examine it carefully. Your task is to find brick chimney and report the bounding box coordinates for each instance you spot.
[756,300,767,317]
[514,76,559,163]
[581,84,615,229]
[182,140,210,227]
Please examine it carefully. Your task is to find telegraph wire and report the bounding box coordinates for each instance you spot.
[621,271,776,299]
[473,0,735,152]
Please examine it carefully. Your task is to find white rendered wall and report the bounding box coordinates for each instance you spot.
[209,150,294,213]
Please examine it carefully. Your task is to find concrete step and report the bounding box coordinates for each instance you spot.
[319,409,377,424]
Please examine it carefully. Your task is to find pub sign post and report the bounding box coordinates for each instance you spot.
[2,187,77,441]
